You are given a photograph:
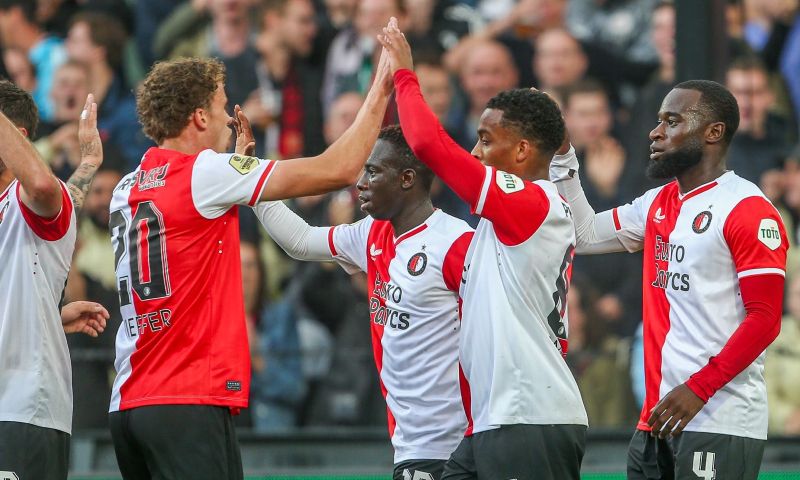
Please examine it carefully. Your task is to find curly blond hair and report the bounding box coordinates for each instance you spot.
[137,58,226,144]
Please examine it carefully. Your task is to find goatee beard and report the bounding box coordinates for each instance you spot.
[646,138,704,180]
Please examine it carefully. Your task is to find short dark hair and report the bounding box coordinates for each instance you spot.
[69,12,128,71]
[0,80,38,136]
[0,0,36,23]
[726,55,768,76]
[486,89,565,157]
[674,79,740,145]
[378,125,434,191]
[559,78,609,110]
[137,58,225,144]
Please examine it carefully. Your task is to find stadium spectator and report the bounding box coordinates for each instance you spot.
[322,0,405,113]
[381,19,588,479]
[552,80,788,479]
[65,12,152,171]
[725,56,795,184]
[107,54,392,478]
[156,0,259,107]
[2,47,36,93]
[765,274,800,434]
[566,276,638,428]
[0,0,66,121]
[0,80,107,479]
[256,125,473,479]
[533,28,588,93]
[561,80,644,335]
[451,39,519,150]
[242,0,325,159]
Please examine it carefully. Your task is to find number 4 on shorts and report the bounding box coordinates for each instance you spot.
[0,472,19,480]
[402,469,434,480]
[692,451,716,480]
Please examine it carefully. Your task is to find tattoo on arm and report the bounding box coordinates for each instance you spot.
[66,162,99,214]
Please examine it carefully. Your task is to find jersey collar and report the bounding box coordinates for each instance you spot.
[0,179,17,203]
[677,171,732,202]
[393,209,439,245]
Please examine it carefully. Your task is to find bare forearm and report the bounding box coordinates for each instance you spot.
[0,111,61,216]
[66,160,101,214]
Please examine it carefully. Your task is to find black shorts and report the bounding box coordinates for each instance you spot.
[393,459,447,480]
[627,429,765,480]
[441,424,586,480]
[0,421,70,480]
[109,405,243,480]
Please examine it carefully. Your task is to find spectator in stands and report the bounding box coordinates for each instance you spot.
[2,47,36,93]
[155,0,259,107]
[66,12,151,171]
[725,56,795,184]
[533,28,588,93]
[322,0,406,113]
[242,0,325,159]
[65,165,124,429]
[242,240,307,432]
[566,275,638,428]
[561,80,643,336]
[765,274,800,434]
[323,0,358,30]
[0,0,66,121]
[452,39,518,149]
[325,91,364,146]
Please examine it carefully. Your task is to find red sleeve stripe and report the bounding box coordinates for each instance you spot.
[248,161,276,206]
[16,181,73,241]
[738,267,785,279]
[327,226,338,256]
[612,207,621,231]
[474,166,492,215]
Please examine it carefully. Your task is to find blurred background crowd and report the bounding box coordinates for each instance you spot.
[3,0,800,436]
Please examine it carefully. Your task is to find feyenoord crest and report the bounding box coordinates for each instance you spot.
[692,211,712,234]
[407,252,427,276]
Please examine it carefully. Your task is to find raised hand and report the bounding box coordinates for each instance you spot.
[376,17,414,74]
[232,104,256,156]
[78,93,102,166]
[61,301,110,337]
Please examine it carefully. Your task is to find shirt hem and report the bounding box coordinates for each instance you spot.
[0,415,71,435]
[394,449,459,463]
[112,396,249,412]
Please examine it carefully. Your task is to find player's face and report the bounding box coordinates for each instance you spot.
[208,84,234,152]
[356,140,405,219]
[472,108,521,173]
[647,88,705,179]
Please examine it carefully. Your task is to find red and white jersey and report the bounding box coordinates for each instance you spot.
[460,167,588,435]
[613,171,788,439]
[109,147,275,412]
[329,209,472,462]
[0,180,76,433]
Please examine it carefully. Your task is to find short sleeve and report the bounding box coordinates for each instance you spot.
[723,196,788,278]
[330,216,374,274]
[612,193,650,252]
[473,166,552,246]
[191,150,276,219]
[17,180,74,241]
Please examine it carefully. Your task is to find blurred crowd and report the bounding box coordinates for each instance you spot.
[3,0,800,435]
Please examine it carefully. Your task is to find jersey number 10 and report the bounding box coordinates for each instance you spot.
[110,201,172,305]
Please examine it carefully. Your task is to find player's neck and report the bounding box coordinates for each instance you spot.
[675,156,726,194]
[160,135,213,156]
[391,197,434,236]
[0,170,13,194]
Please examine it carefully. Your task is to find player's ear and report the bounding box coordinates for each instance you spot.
[401,168,416,190]
[191,108,208,131]
[705,121,725,145]
[517,138,532,163]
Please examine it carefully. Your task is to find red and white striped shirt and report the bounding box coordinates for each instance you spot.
[109,147,275,412]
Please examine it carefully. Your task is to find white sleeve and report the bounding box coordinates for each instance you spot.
[253,201,333,261]
[192,150,276,219]
[550,147,631,254]
[329,216,373,274]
